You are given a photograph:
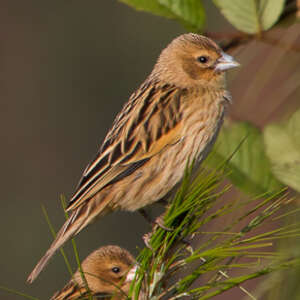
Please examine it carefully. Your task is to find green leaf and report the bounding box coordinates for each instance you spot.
[264,110,300,192]
[205,121,282,195]
[119,0,206,31]
[119,0,175,18]
[213,0,285,34]
[158,0,206,31]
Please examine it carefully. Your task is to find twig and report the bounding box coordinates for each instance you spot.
[205,3,299,53]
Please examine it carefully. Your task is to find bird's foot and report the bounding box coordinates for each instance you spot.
[154,216,173,232]
[143,233,154,251]
[139,209,173,231]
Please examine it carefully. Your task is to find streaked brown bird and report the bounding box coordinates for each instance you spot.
[51,245,136,300]
[28,33,239,283]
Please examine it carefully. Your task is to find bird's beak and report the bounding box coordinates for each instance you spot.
[125,264,138,282]
[215,52,240,72]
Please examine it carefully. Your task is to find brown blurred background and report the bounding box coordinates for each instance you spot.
[0,1,231,299]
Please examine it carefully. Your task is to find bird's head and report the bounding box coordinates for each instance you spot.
[152,33,239,89]
[74,245,135,296]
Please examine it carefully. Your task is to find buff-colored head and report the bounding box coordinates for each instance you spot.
[75,245,135,294]
[52,245,136,300]
[151,33,239,89]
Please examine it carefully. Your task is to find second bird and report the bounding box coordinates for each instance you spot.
[28,33,239,282]
[51,245,135,300]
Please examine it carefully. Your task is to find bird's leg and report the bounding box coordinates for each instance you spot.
[139,209,173,231]
[139,209,155,249]
[138,209,171,230]
[139,208,153,225]
[157,198,169,207]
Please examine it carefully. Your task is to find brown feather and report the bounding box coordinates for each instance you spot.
[67,82,184,210]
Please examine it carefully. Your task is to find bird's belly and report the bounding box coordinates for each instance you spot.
[115,117,223,212]
[115,141,188,211]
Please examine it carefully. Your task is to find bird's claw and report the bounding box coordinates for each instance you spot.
[143,233,154,251]
[154,216,173,232]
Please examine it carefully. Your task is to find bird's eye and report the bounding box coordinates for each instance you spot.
[197,56,208,63]
[112,267,120,273]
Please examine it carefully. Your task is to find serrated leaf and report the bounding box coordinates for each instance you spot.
[264,109,300,192]
[205,121,282,195]
[158,0,205,31]
[119,0,176,18]
[213,0,285,34]
[120,0,206,31]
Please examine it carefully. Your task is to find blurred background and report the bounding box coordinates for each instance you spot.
[1,0,299,299]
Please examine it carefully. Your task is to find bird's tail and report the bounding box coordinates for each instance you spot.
[27,200,104,283]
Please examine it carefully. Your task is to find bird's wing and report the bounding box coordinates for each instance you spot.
[51,280,86,300]
[67,81,184,211]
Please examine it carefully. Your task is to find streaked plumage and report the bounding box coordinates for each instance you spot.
[28,33,239,283]
[51,245,135,300]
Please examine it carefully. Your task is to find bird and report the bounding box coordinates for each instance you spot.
[27,33,239,283]
[50,245,136,300]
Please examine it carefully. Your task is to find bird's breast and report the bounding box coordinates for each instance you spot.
[179,89,226,163]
